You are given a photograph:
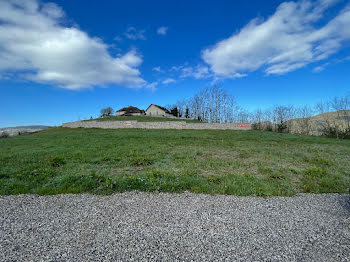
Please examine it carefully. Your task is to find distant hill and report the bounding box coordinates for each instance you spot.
[0,125,51,137]
[0,125,50,131]
[307,110,350,121]
[289,110,350,135]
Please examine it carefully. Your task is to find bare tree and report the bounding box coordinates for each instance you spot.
[315,100,335,137]
[186,85,237,123]
[164,104,174,112]
[234,107,250,123]
[272,105,295,133]
[251,109,267,130]
[331,95,350,129]
[329,95,350,138]
[297,105,314,135]
[100,107,115,117]
[176,99,187,117]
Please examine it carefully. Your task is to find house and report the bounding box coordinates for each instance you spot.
[145,104,172,117]
[116,106,145,116]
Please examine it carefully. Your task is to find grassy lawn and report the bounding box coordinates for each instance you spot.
[85,115,203,123]
[0,127,349,196]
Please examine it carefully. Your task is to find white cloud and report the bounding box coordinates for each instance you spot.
[0,0,146,90]
[170,65,184,72]
[157,26,168,35]
[152,66,164,73]
[145,81,158,91]
[202,0,350,77]
[312,63,330,73]
[113,36,123,42]
[124,26,146,40]
[312,55,350,72]
[336,56,350,62]
[313,66,325,73]
[180,65,212,79]
[162,78,176,84]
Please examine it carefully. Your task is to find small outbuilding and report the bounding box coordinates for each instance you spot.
[116,106,145,116]
[145,104,172,117]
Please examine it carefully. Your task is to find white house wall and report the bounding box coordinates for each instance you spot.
[146,105,167,116]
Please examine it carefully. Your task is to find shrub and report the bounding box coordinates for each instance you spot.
[0,131,10,139]
[277,122,288,133]
[321,127,350,139]
[264,124,273,132]
[18,131,29,136]
[251,123,259,130]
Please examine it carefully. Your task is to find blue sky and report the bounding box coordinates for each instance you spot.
[0,0,350,127]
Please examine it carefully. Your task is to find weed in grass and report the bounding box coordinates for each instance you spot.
[49,156,66,167]
[301,167,347,193]
[239,151,251,159]
[311,157,331,166]
[206,175,222,184]
[131,156,154,166]
[304,167,327,178]
[268,173,287,180]
[258,167,274,175]
[289,168,298,174]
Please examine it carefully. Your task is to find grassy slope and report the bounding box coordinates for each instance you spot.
[0,127,349,196]
[85,116,203,123]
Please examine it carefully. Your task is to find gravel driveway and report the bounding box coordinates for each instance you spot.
[1,192,349,261]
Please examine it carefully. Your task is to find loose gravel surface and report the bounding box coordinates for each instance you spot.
[1,192,349,261]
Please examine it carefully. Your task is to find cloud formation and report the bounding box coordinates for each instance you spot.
[0,0,145,89]
[162,78,176,84]
[180,65,212,79]
[152,66,164,73]
[202,0,350,77]
[124,26,146,40]
[157,26,168,35]
[145,81,158,91]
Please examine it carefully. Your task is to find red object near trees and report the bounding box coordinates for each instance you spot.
[237,123,249,127]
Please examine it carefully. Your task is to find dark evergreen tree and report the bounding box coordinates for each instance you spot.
[170,107,178,117]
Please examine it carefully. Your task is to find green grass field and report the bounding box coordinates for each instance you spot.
[85,115,203,123]
[0,127,349,196]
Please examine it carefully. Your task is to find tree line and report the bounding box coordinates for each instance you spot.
[166,86,350,139]
[166,86,249,123]
[98,85,349,139]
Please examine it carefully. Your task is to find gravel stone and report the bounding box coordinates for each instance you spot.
[0,192,349,261]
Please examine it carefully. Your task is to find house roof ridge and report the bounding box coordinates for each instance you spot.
[117,106,144,113]
[146,104,170,113]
